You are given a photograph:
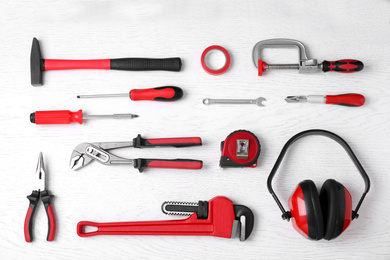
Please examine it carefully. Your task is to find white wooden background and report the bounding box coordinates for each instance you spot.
[1,1,389,259]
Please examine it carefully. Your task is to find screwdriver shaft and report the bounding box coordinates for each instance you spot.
[77,93,129,98]
[83,114,138,119]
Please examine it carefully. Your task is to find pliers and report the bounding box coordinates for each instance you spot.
[24,152,56,242]
[70,134,203,172]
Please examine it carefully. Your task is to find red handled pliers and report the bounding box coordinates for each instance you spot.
[24,152,56,242]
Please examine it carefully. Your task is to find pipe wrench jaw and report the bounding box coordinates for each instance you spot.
[233,205,255,241]
[162,197,254,241]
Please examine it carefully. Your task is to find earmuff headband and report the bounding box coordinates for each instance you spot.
[267,129,370,221]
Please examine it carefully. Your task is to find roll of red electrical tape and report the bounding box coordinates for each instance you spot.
[201,45,231,75]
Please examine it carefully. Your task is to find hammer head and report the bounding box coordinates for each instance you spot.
[30,37,43,86]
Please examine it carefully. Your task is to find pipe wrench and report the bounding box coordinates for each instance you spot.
[77,196,254,241]
[70,134,203,172]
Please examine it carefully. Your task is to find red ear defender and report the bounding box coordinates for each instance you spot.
[289,185,310,239]
[267,130,370,241]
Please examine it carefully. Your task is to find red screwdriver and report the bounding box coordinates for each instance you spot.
[77,86,183,101]
[285,93,365,107]
[30,110,138,125]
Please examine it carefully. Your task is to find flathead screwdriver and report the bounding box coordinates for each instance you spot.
[77,86,183,101]
[30,110,138,125]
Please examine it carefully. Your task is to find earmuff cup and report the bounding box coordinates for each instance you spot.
[293,179,352,241]
[320,179,348,240]
[296,180,324,240]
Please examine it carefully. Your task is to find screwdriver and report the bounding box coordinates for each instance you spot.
[30,110,138,125]
[77,86,183,101]
[285,93,365,107]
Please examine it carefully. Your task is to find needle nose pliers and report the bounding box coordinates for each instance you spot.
[24,152,56,242]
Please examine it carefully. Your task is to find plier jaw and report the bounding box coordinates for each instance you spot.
[77,196,254,241]
[35,152,46,191]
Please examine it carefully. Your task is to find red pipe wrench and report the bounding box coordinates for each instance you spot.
[77,196,254,241]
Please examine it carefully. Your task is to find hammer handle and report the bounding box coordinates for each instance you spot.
[111,58,181,72]
[44,58,182,72]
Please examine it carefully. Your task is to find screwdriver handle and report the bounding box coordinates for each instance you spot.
[133,134,202,148]
[322,59,364,73]
[130,86,183,101]
[30,110,83,124]
[133,158,203,172]
[325,94,365,107]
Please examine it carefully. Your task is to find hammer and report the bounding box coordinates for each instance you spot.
[30,38,182,86]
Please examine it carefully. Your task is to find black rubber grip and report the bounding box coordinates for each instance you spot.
[322,59,364,73]
[110,58,181,72]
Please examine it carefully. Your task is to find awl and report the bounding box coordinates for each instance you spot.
[77,86,183,101]
[285,94,365,107]
[30,110,138,125]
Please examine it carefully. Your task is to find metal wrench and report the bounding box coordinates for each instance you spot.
[203,97,266,107]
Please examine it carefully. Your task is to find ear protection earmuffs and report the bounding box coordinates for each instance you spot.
[267,130,370,241]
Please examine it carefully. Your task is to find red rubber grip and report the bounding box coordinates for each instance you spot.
[33,110,83,124]
[44,59,110,70]
[130,86,183,101]
[148,160,203,170]
[24,206,33,242]
[325,94,365,107]
[46,205,56,241]
[147,137,202,145]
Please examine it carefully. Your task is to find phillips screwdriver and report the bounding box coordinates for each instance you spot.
[30,110,138,125]
[77,86,183,101]
[285,93,365,107]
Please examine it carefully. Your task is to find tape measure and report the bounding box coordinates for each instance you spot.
[220,130,261,168]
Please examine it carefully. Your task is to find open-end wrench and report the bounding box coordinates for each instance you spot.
[203,97,266,107]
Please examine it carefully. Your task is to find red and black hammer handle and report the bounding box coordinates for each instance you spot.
[322,59,363,73]
[24,190,56,242]
[42,57,182,72]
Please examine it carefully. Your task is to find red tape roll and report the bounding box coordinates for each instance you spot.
[201,45,231,75]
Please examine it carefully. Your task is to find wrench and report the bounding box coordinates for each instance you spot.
[203,97,266,107]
